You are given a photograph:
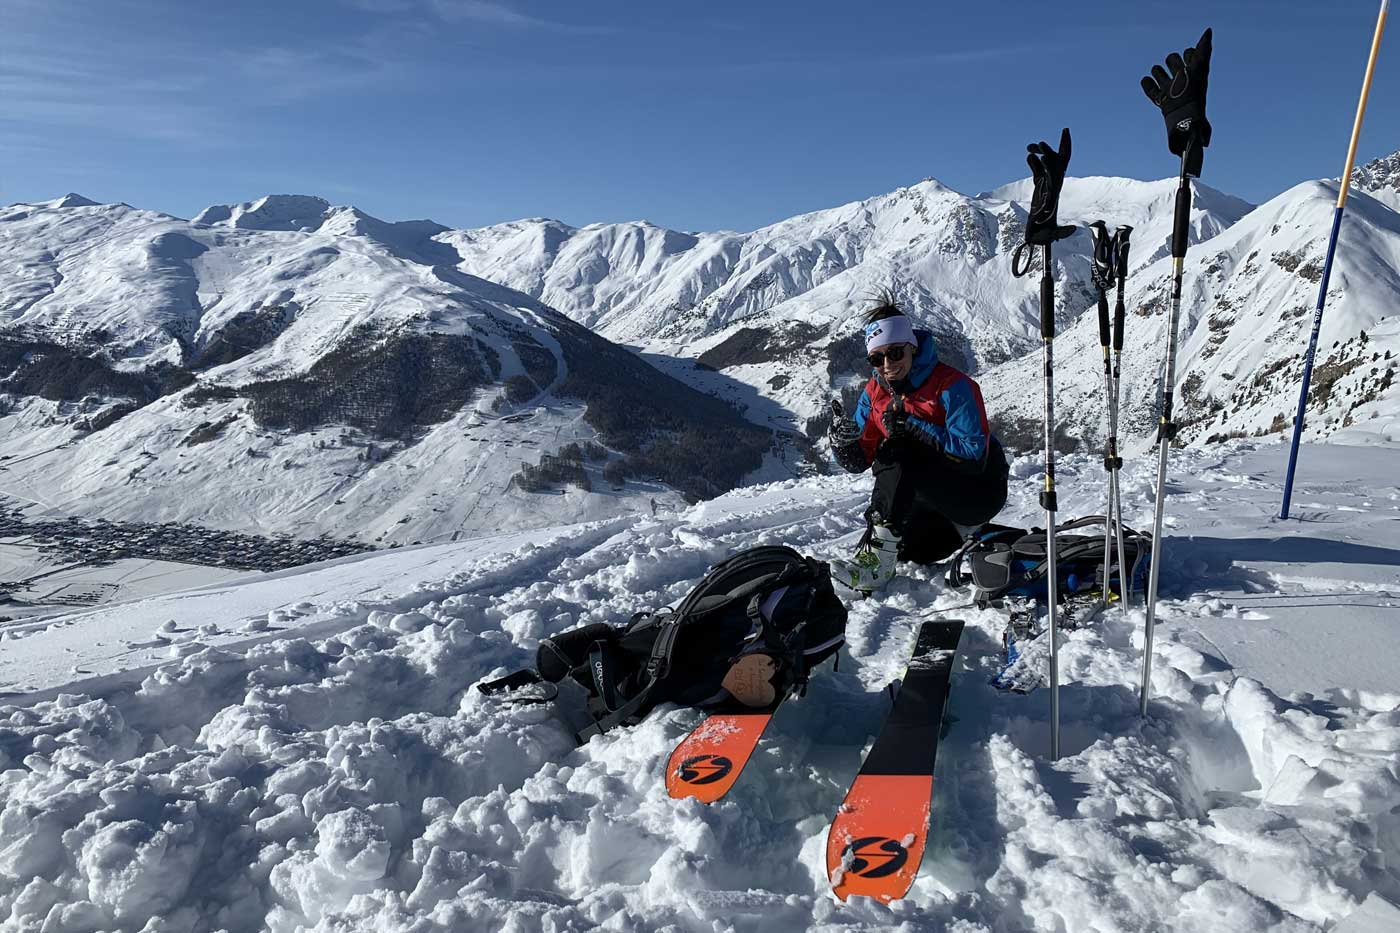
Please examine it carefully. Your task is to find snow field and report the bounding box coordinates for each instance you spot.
[0,443,1398,930]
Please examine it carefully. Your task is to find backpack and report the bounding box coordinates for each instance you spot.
[478,545,848,743]
[943,515,1151,608]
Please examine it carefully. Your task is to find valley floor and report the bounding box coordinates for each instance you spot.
[1,439,1398,931]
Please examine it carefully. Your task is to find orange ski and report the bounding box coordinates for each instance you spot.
[826,619,963,902]
[827,774,934,901]
[665,706,779,803]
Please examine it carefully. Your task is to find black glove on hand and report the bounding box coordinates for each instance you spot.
[1141,27,1212,178]
[828,399,869,473]
[881,401,909,440]
[827,399,861,446]
[1024,128,1076,245]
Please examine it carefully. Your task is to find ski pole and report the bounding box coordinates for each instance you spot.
[1281,1,1389,519]
[1139,29,1212,716]
[1014,128,1074,759]
[1110,226,1132,602]
[1089,221,1117,608]
[1141,156,1192,715]
[1041,240,1061,760]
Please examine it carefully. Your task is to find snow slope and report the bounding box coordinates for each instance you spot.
[0,196,776,544]
[1,438,1396,932]
[984,175,1400,454]
[445,177,1250,355]
[443,176,1253,436]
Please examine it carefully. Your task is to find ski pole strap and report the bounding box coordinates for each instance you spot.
[1011,242,1037,278]
[1089,220,1115,292]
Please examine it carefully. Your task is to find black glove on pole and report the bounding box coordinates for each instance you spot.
[1141,28,1213,179]
[1025,128,1077,247]
[1139,30,1213,718]
[1014,127,1074,761]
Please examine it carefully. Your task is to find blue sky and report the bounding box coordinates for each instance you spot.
[3,0,1398,232]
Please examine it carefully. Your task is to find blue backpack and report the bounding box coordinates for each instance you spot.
[944,515,1151,607]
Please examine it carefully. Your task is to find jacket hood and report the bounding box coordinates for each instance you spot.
[879,328,938,395]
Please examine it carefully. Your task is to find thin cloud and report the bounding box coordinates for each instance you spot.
[230,46,404,104]
[428,0,538,26]
[0,19,410,148]
[346,0,618,34]
[0,47,225,145]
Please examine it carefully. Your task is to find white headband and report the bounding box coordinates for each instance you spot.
[863,315,915,354]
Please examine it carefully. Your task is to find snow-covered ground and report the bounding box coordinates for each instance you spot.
[1,439,1398,932]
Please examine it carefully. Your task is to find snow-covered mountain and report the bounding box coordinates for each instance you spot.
[983,170,1400,453]
[0,196,785,545]
[6,149,1399,549]
[1351,149,1400,210]
[442,177,1252,434]
[444,157,1400,457]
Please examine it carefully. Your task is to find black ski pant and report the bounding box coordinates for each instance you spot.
[867,438,1009,565]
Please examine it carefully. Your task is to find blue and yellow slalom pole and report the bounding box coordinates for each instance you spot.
[1280,0,1389,520]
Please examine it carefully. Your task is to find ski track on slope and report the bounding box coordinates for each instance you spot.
[0,442,1398,931]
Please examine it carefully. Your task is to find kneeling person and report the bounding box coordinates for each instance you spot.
[829,300,1010,592]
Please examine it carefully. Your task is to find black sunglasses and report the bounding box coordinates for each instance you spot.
[867,345,908,368]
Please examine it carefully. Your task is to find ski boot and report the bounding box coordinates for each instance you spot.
[834,516,901,594]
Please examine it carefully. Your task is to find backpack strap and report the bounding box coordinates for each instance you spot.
[589,640,623,712]
[478,668,544,694]
[744,567,816,694]
[576,610,682,743]
[476,669,559,705]
[945,524,1018,590]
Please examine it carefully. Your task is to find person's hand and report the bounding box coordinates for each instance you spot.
[881,400,909,439]
[828,399,861,446]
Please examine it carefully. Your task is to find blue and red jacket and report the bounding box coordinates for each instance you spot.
[853,330,996,472]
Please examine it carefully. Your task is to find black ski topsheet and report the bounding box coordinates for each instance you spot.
[826,619,964,902]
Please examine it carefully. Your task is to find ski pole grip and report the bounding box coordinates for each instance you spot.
[1039,246,1055,339]
[1040,278,1055,338]
[1172,181,1192,260]
[1115,225,1132,275]
[1097,293,1110,348]
[1113,296,1126,353]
